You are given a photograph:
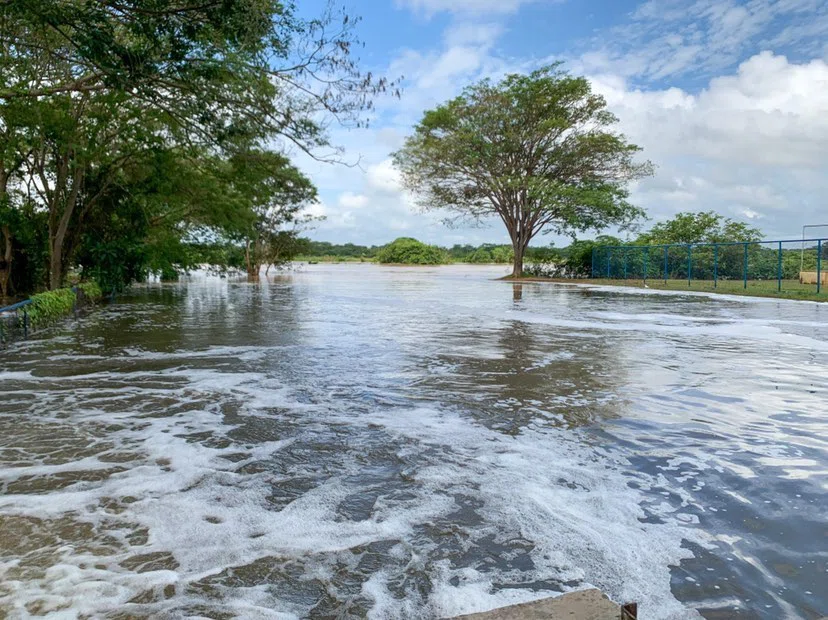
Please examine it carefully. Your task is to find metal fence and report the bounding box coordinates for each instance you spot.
[0,285,98,346]
[591,238,827,296]
[0,299,33,345]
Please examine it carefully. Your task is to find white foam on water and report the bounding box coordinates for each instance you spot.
[351,405,704,619]
[510,309,828,352]
[0,356,707,619]
[0,370,34,382]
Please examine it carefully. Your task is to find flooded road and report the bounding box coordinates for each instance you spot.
[1,264,826,618]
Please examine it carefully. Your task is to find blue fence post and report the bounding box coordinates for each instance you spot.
[714,244,719,289]
[743,243,749,289]
[644,246,650,284]
[663,246,668,283]
[23,308,28,339]
[687,244,692,287]
[777,241,782,293]
[591,248,596,278]
[606,248,611,278]
[623,249,628,280]
[818,240,822,294]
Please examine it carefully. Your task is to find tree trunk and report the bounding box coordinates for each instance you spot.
[511,239,526,277]
[0,225,11,299]
[47,165,83,290]
[245,238,260,279]
[0,172,11,298]
[49,245,63,290]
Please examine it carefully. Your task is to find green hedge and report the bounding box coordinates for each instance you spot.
[77,281,103,301]
[25,282,102,328]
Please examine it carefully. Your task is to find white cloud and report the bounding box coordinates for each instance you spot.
[366,159,403,193]
[593,52,828,168]
[418,46,485,88]
[302,202,328,220]
[338,192,369,209]
[302,3,828,247]
[591,52,828,235]
[396,0,541,17]
[580,0,828,80]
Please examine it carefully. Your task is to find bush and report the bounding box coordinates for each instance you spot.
[523,259,569,278]
[25,282,102,328]
[77,281,103,301]
[467,248,493,263]
[27,288,77,328]
[377,238,447,265]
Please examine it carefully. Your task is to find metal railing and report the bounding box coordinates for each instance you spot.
[0,285,96,345]
[0,298,33,343]
[590,238,827,296]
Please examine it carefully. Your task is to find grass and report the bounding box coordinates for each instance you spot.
[508,277,828,302]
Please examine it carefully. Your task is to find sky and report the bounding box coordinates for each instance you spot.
[293,0,828,247]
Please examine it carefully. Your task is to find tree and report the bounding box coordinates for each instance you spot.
[393,65,652,277]
[639,211,762,244]
[228,151,317,278]
[0,1,394,294]
[0,1,396,152]
[376,238,447,265]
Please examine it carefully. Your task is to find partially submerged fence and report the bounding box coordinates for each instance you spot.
[0,283,102,345]
[590,238,827,296]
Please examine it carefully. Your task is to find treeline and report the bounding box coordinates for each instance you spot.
[524,211,828,280]
[297,240,560,264]
[0,1,390,299]
[299,212,782,277]
[523,211,766,277]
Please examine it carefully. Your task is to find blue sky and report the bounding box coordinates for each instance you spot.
[295,0,828,247]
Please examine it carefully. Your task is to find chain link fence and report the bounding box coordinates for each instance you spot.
[591,238,827,299]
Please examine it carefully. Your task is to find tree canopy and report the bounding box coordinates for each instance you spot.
[376,238,448,265]
[0,0,392,297]
[637,211,762,245]
[393,64,653,276]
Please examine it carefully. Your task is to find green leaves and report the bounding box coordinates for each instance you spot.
[26,288,76,328]
[376,238,448,265]
[394,63,652,275]
[641,211,762,245]
[1,0,388,292]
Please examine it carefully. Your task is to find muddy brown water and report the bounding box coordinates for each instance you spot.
[0,264,826,618]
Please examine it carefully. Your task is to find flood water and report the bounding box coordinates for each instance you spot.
[1,264,826,619]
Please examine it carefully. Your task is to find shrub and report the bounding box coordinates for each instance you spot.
[523,259,569,278]
[24,281,102,329]
[467,248,493,263]
[77,281,103,301]
[377,238,447,265]
[26,288,77,328]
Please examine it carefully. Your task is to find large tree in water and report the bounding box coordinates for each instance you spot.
[393,65,653,277]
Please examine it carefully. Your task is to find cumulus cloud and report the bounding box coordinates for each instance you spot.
[396,0,543,18]
[588,52,828,234]
[303,2,828,246]
[366,159,403,193]
[338,192,369,209]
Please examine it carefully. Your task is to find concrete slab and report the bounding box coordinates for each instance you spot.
[448,589,621,620]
